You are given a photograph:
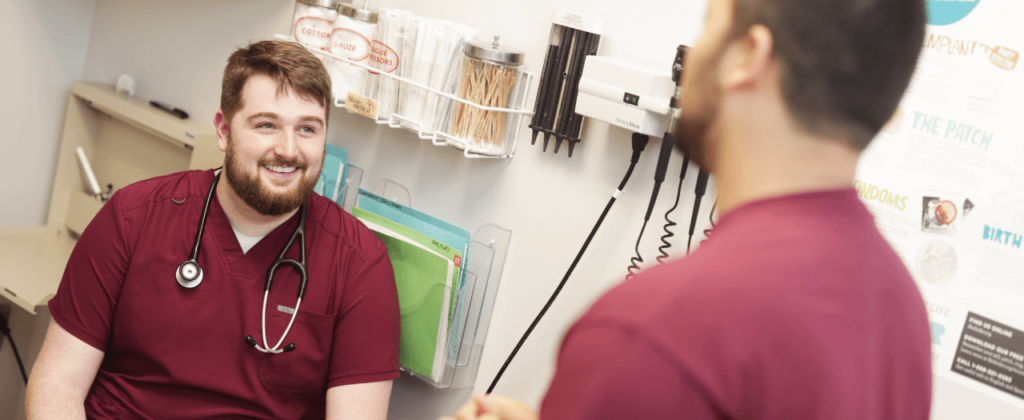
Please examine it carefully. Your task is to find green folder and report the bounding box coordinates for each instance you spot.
[355,189,471,356]
[353,208,462,381]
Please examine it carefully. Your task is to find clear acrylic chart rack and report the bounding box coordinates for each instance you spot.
[359,179,511,388]
[335,164,364,212]
[274,34,534,159]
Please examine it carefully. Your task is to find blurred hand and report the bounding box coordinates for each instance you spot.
[440,393,538,420]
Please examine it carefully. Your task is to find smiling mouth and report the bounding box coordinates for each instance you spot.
[263,165,298,174]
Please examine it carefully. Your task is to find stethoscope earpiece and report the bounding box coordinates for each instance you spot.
[245,335,296,352]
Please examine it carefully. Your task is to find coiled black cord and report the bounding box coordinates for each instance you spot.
[626,219,649,278]
[656,155,690,263]
[702,200,717,246]
[486,133,650,394]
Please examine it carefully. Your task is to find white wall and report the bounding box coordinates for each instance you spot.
[0,0,96,226]
[76,0,710,417]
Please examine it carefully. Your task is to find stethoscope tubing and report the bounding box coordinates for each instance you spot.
[182,170,309,354]
[255,294,303,354]
[254,205,308,354]
[191,171,220,261]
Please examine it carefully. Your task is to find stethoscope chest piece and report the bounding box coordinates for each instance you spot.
[176,259,203,288]
[176,171,220,289]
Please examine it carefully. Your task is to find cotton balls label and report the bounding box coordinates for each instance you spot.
[292,2,338,51]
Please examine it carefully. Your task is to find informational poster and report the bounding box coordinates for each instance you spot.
[855,0,1024,410]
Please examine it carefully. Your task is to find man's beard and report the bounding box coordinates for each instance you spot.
[223,136,320,217]
[671,45,726,172]
[673,86,720,171]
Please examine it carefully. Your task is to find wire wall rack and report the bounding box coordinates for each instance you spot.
[274,34,535,159]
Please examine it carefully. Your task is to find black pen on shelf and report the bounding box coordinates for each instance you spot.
[150,101,189,119]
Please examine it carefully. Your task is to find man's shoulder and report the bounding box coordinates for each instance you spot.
[582,250,769,327]
[579,226,919,337]
[113,170,211,214]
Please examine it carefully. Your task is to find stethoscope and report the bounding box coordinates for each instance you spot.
[175,171,308,354]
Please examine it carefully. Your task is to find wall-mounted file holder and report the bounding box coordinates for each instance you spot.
[356,180,510,388]
[274,34,533,159]
[371,179,412,208]
[333,164,363,212]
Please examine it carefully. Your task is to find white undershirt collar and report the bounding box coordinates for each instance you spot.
[233,228,266,254]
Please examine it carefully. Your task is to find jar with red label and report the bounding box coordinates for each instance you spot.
[328,2,377,103]
[291,0,347,51]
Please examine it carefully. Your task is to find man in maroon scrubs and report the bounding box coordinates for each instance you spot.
[448,0,932,419]
[26,41,400,419]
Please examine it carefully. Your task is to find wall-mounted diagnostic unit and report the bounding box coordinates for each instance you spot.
[575,56,675,137]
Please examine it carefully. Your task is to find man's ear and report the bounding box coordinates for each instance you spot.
[718,24,774,91]
[214,110,229,152]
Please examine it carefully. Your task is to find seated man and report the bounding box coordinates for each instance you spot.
[26,40,399,419]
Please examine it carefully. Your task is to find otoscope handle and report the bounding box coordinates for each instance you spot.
[688,171,711,236]
[657,44,688,185]
[645,131,676,221]
[653,132,675,184]
[695,170,710,196]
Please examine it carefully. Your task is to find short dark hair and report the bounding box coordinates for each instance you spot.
[221,40,331,127]
[732,0,926,150]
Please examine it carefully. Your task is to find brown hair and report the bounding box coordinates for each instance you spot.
[220,40,332,127]
[731,0,926,150]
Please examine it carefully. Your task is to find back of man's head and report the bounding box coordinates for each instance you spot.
[733,0,926,150]
[220,40,332,128]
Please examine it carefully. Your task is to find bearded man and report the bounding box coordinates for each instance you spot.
[447,0,932,418]
[26,41,399,420]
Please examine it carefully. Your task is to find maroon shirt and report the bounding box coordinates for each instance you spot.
[49,170,400,419]
[541,189,932,419]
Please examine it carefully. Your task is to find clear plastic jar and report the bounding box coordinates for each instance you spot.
[291,0,347,51]
[446,36,525,156]
[328,3,377,103]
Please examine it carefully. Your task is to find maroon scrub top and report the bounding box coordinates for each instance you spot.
[49,169,400,419]
[541,189,932,419]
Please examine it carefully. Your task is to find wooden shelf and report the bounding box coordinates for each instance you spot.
[71,81,214,150]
